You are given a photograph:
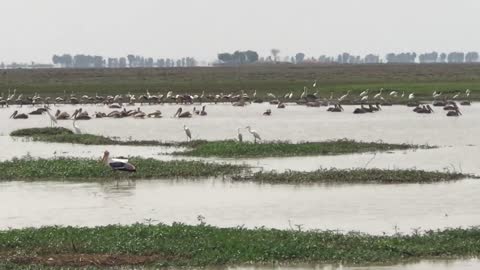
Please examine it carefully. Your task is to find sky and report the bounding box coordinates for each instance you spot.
[1,0,479,63]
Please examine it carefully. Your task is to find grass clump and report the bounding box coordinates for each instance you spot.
[0,158,246,181]
[178,139,427,158]
[1,223,480,267]
[239,168,474,184]
[11,127,170,146]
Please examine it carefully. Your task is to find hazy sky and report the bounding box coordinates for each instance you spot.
[1,0,478,63]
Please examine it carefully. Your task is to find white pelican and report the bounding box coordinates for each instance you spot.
[237,128,243,142]
[245,126,261,143]
[184,125,192,141]
[101,151,136,172]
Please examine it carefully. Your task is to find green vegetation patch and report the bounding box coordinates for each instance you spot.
[178,139,427,158]
[1,224,480,267]
[240,168,474,184]
[0,158,245,180]
[11,127,170,146]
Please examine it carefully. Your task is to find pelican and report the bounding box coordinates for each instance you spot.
[184,125,192,141]
[55,110,70,120]
[200,105,207,116]
[10,110,28,119]
[147,110,162,118]
[101,151,136,172]
[263,109,272,116]
[245,126,261,143]
[174,107,192,118]
[237,128,243,142]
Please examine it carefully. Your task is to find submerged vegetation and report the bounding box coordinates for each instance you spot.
[0,158,245,180]
[178,139,428,158]
[10,127,168,146]
[239,168,474,184]
[2,223,480,267]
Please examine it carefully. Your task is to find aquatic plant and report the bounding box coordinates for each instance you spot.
[1,223,480,267]
[0,158,246,180]
[239,168,474,184]
[177,139,429,158]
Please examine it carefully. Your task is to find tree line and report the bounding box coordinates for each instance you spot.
[217,49,480,65]
[52,54,198,68]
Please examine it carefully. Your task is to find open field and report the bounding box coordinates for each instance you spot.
[1,64,480,100]
[1,224,480,267]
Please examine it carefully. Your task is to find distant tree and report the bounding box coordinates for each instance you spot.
[146,57,154,67]
[419,52,438,63]
[271,49,280,62]
[295,53,305,64]
[447,52,465,63]
[244,50,259,63]
[465,52,479,63]
[127,54,135,67]
[119,57,127,68]
[364,54,379,64]
[157,58,165,67]
[290,56,295,63]
[218,53,233,63]
[439,53,447,63]
[176,59,182,67]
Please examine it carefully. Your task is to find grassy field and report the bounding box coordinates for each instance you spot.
[178,140,426,158]
[0,64,479,100]
[239,168,474,184]
[1,224,480,267]
[0,158,245,180]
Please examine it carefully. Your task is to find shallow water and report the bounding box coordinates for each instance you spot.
[0,103,477,145]
[1,178,479,234]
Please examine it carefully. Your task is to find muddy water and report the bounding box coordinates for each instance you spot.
[1,178,479,234]
[0,103,478,145]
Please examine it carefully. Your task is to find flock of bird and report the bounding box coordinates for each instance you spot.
[3,87,472,121]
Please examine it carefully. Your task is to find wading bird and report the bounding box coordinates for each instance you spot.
[184,125,192,141]
[237,128,243,142]
[45,108,57,127]
[73,120,81,134]
[101,151,136,172]
[246,126,261,143]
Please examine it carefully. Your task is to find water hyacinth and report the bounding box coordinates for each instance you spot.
[1,224,480,267]
[0,158,246,180]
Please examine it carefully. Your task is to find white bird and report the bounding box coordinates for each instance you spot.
[452,92,461,100]
[44,108,57,127]
[374,89,384,99]
[408,93,415,100]
[237,128,243,142]
[338,90,351,102]
[184,125,192,141]
[267,93,276,99]
[101,151,136,172]
[401,91,405,98]
[389,91,398,96]
[361,96,369,101]
[245,126,261,144]
[359,89,369,97]
[433,91,442,99]
[466,89,471,97]
[313,80,317,88]
[300,87,307,99]
[73,120,81,134]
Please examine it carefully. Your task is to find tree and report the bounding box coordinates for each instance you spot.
[218,53,233,63]
[447,52,465,63]
[244,50,259,63]
[127,54,135,67]
[119,57,127,68]
[271,49,280,62]
[439,53,447,63]
[465,52,479,63]
[295,52,305,64]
